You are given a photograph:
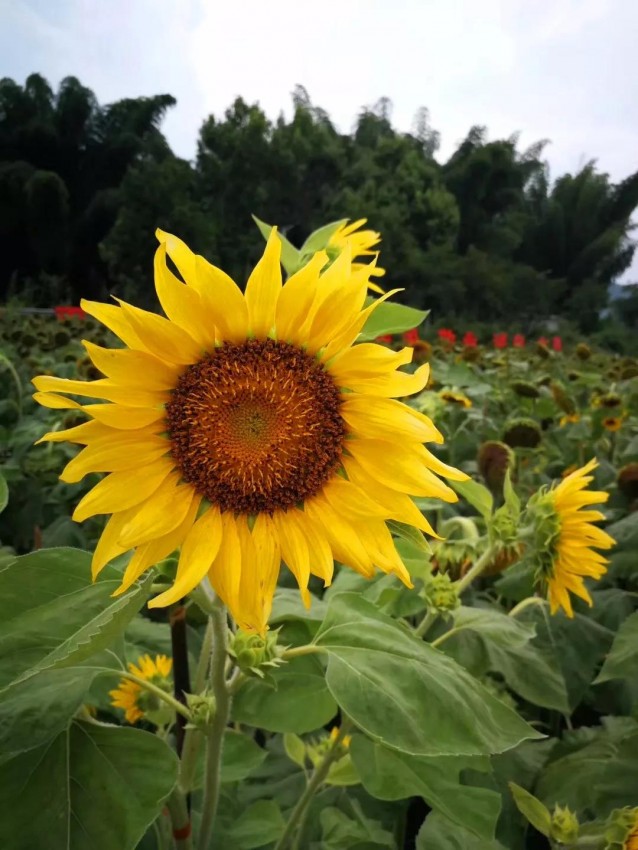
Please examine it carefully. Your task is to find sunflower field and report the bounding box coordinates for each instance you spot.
[1,220,637,850]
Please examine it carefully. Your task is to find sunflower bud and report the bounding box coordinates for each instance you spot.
[575,342,591,360]
[511,380,540,399]
[478,441,515,496]
[184,691,217,729]
[549,804,579,845]
[551,382,576,415]
[503,418,542,449]
[598,392,622,409]
[422,572,460,614]
[228,629,286,679]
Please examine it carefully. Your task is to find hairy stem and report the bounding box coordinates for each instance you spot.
[179,617,214,796]
[166,788,193,850]
[414,608,438,639]
[455,546,496,593]
[197,596,231,850]
[117,671,192,722]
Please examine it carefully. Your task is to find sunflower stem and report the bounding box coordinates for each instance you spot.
[414,609,438,639]
[166,787,193,850]
[179,617,214,796]
[508,596,545,617]
[281,644,325,660]
[455,546,496,593]
[197,595,231,850]
[274,720,353,850]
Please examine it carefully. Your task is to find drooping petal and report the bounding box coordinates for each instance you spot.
[244,230,282,339]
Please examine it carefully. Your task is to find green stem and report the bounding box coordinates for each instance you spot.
[179,617,214,795]
[281,644,324,660]
[430,626,461,648]
[118,671,192,722]
[414,608,438,639]
[197,596,231,850]
[274,721,353,850]
[166,788,194,850]
[455,546,496,593]
[508,596,545,617]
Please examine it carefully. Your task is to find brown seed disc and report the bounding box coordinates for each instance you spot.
[166,339,346,514]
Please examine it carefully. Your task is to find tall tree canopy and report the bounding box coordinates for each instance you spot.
[2,73,637,331]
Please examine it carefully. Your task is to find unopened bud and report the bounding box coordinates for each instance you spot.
[422,572,460,614]
[184,691,217,728]
[229,629,286,678]
[550,804,579,844]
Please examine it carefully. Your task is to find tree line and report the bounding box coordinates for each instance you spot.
[1,73,637,334]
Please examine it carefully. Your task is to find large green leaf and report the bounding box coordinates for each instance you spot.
[232,654,337,733]
[313,594,542,757]
[442,607,569,712]
[0,666,95,759]
[320,804,395,849]
[359,302,429,340]
[0,470,7,513]
[595,611,638,684]
[350,735,501,840]
[0,547,151,687]
[226,800,285,849]
[416,812,507,850]
[450,479,493,519]
[0,721,179,850]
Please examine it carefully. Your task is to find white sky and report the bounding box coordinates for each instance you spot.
[3,0,638,280]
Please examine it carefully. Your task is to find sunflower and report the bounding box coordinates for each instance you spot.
[33,230,466,633]
[530,459,614,617]
[327,218,385,288]
[109,654,173,724]
[602,415,624,432]
[439,389,472,408]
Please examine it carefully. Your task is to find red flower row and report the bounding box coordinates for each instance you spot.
[376,329,564,352]
[55,306,86,320]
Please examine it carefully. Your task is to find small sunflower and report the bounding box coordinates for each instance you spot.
[33,230,466,633]
[602,415,624,432]
[109,654,173,724]
[439,389,472,408]
[529,459,614,617]
[327,219,385,291]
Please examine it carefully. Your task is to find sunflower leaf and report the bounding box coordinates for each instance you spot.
[314,593,543,757]
[594,610,638,684]
[359,302,429,340]
[252,215,302,275]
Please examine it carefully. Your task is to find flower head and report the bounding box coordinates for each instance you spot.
[493,332,508,349]
[527,459,614,617]
[402,328,420,346]
[462,331,478,347]
[552,336,563,352]
[327,219,385,287]
[33,230,466,633]
[603,415,624,432]
[439,389,472,408]
[512,334,526,348]
[109,654,173,724]
[438,328,456,345]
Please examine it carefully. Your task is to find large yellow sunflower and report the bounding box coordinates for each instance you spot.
[33,230,466,632]
[534,459,614,617]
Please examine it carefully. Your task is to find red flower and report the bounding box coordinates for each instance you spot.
[462,331,478,347]
[438,328,456,344]
[552,336,563,352]
[402,328,420,346]
[512,334,525,348]
[54,306,86,320]
[375,334,393,344]
[538,337,548,346]
[493,332,508,349]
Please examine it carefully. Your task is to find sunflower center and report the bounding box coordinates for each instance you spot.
[167,339,346,514]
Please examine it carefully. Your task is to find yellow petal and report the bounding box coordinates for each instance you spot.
[208,512,242,613]
[72,458,175,521]
[80,299,145,350]
[83,340,179,389]
[36,419,109,445]
[193,256,249,343]
[328,343,413,378]
[338,363,430,397]
[32,392,82,410]
[60,435,170,483]
[84,404,166,430]
[318,289,403,363]
[117,496,200,598]
[92,508,137,579]
[275,252,326,343]
[244,230,282,339]
[148,505,223,607]
[156,229,198,283]
[117,299,203,365]
[305,496,375,578]
[33,375,168,407]
[320,476,389,519]
[248,513,281,632]
[154,243,216,349]
[272,510,310,604]
[117,475,197,548]
[291,509,334,585]
[340,395,443,443]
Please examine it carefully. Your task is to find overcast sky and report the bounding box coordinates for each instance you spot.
[3,0,638,280]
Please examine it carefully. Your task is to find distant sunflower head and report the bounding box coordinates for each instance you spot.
[439,389,472,408]
[503,418,542,449]
[602,415,624,432]
[618,463,638,501]
[527,459,614,617]
[33,230,466,633]
[109,654,173,725]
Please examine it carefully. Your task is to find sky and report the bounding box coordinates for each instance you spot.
[3,0,638,280]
